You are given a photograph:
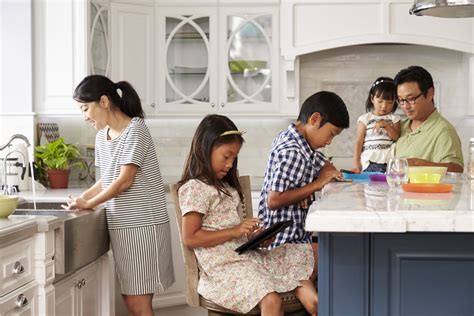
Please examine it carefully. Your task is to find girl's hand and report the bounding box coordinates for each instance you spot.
[298,196,313,209]
[61,195,91,210]
[352,163,362,174]
[375,120,390,133]
[231,219,261,238]
[247,227,275,247]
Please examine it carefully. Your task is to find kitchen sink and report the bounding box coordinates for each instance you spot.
[13,203,109,275]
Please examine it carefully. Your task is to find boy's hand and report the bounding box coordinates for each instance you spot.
[318,168,342,187]
[232,219,261,238]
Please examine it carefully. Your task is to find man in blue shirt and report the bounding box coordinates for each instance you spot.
[259,91,350,280]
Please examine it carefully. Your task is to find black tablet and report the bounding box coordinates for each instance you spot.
[234,220,294,255]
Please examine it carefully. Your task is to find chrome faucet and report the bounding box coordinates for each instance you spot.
[0,134,31,195]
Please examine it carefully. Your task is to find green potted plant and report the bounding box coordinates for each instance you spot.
[34,137,83,189]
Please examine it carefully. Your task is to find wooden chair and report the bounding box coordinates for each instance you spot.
[170,175,307,316]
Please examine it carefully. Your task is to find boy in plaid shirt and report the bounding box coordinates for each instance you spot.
[258,91,350,280]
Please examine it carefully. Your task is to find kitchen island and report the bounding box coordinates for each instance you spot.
[306,178,474,316]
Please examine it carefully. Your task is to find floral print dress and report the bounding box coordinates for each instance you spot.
[179,179,314,313]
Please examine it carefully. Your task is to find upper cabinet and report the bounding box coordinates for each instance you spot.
[156,5,280,116]
[89,0,110,77]
[34,0,88,115]
[110,2,156,114]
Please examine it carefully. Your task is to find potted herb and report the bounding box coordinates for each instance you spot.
[34,137,83,189]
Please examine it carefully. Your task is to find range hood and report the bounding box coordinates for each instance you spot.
[410,0,474,17]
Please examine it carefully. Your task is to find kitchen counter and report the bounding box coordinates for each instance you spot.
[306,178,474,316]
[0,213,60,247]
[306,179,474,233]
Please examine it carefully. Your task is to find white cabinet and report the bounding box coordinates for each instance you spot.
[33,0,87,115]
[110,2,156,115]
[89,0,111,77]
[0,282,37,316]
[156,5,280,116]
[54,261,101,316]
[0,237,37,315]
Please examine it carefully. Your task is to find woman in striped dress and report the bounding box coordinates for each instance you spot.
[65,75,174,316]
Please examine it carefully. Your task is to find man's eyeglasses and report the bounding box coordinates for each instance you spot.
[397,92,424,106]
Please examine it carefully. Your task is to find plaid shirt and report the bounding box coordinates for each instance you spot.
[258,124,326,249]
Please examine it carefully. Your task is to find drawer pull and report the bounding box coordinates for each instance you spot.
[15,294,29,308]
[75,279,86,288]
[13,261,25,275]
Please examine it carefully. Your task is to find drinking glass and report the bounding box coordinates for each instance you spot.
[386,158,409,188]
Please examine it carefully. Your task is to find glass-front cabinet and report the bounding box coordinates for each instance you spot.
[157,6,279,115]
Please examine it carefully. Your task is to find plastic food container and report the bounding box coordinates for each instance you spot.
[408,166,447,183]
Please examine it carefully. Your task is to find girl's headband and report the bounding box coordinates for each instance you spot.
[220,130,246,137]
[372,79,394,88]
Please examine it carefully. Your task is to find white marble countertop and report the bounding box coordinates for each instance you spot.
[306,179,474,233]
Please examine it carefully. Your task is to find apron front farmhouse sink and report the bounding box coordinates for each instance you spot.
[14,202,109,274]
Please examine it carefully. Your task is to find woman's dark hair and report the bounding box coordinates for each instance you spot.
[178,114,245,200]
[73,75,144,119]
[297,91,349,129]
[365,77,398,113]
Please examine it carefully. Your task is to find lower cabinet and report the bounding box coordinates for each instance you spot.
[0,281,37,315]
[55,261,100,316]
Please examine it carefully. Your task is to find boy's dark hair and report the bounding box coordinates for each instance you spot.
[73,75,144,119]
[365,77,398,113]
[297,91,349,129]
[394,65,434,99]
[178,114,244,200]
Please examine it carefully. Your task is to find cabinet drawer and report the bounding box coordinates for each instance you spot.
[0,281,37,315]
[0,237,34,297]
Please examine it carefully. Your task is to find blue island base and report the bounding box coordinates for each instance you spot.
[318,232,474,316]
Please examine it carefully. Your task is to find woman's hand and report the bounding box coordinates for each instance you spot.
[61,194,92,210]
[231,218,261,238]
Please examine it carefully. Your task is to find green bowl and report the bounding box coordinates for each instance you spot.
[229,60,267,73]
[409,173,442,184]
[0,196,18,218]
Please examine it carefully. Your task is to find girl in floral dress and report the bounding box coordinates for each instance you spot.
[178,114,318,315]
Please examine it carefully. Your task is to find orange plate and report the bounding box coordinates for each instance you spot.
[401,183,453,193]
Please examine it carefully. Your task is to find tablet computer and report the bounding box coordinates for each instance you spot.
[234,220,294,255]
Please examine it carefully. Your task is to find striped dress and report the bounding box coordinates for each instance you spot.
[358,112,401,171]
[95,117,175,295]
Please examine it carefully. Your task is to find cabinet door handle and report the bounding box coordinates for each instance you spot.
[220,102,225,108]
[75,280,82,289]
[150,102,155,108]
[211,103,216,108]
[13,261,25,275]
[81,278,86,286]
[15,294,29,308]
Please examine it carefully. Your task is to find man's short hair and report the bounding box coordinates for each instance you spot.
[394,65,434,95]
[297,91,350,129]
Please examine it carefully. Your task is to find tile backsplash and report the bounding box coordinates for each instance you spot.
[37,116,292,187]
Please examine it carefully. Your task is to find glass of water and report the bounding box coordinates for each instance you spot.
[386,158,409,188]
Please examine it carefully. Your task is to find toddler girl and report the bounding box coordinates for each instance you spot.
[178,114,318,316]
[353,77,400,173]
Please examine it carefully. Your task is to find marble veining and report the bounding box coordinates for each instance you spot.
[306,179,474,233]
